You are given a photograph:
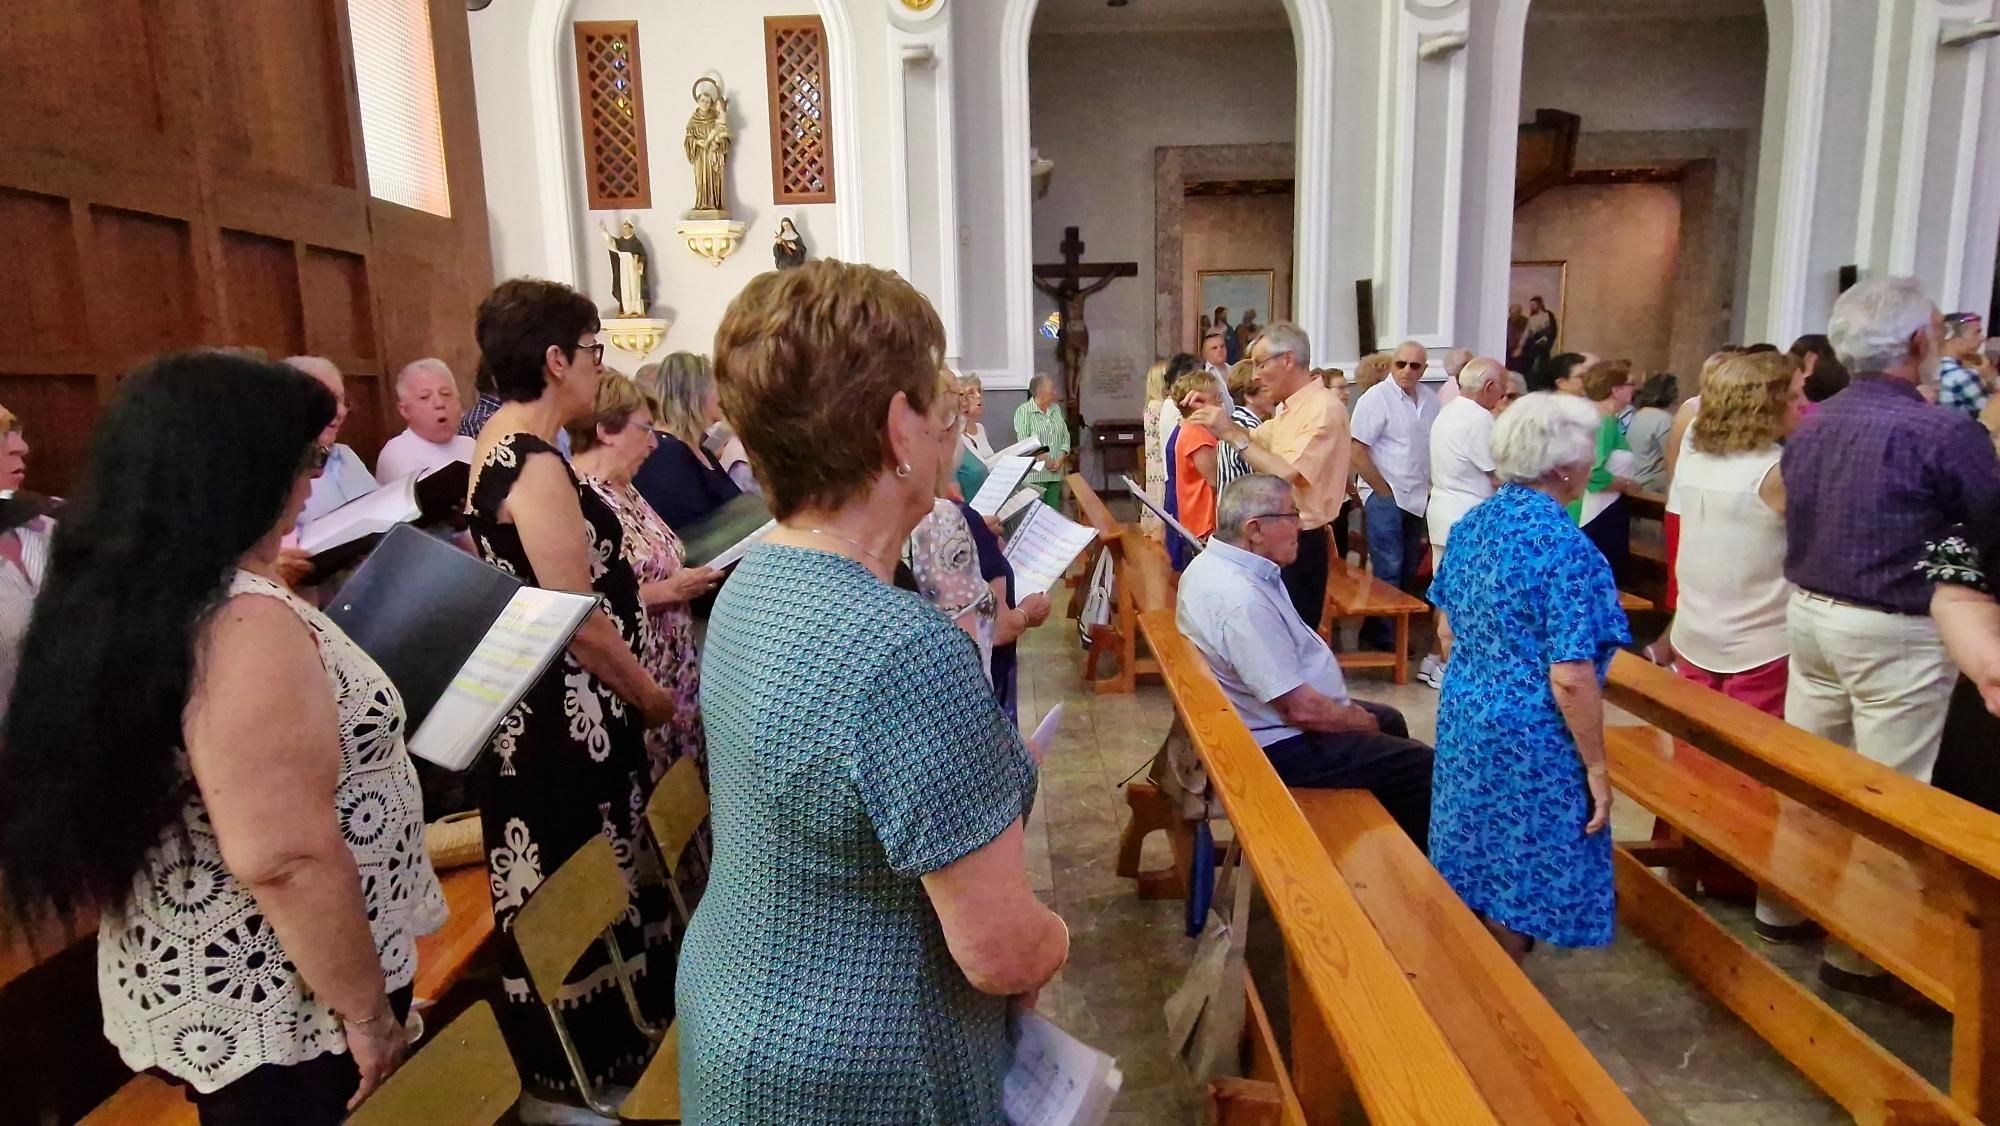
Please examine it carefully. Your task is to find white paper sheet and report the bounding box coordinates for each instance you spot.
[1004,502,1098,599]
[1004,1011,1122,1126]
[970,457,1036,515]
[704,518,777,571]
[1119,474,1206,556]
[996,488,1041,522]
[1026,703,1064,764]
[985,436,1047,467]
[408,586,598,770]
[298,473,421,555]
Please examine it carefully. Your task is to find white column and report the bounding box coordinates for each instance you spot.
[1373,0,1471,352]
[888,0,962,357]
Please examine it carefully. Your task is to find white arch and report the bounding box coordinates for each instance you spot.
[997,0,1338,385]
[1474,0,1828,353]
[524,0,865,287]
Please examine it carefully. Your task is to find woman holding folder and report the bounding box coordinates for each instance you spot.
[466,279,682,1119]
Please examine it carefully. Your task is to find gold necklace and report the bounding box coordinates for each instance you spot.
[800,525,895,570]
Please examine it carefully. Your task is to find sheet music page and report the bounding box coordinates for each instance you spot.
[1004,502,1098,598]
[298,473,421,555]
[409,587,597,770]
[705,519,776,571]
[970,457,1036,515]
[1004,1012,1122,1126]
[1118,474,1206,556]
[996,489,1040,522]
[986,436,1047,467]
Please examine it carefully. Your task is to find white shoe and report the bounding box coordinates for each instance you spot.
[1416,656,1444,690]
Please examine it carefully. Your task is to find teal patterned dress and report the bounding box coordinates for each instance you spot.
[678,543,1037,1123]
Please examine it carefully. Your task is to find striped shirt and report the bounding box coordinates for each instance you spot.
[1217,406,1260,489]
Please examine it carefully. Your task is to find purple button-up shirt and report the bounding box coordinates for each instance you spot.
[1783,375,2000,614]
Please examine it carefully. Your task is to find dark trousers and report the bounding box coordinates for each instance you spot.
[189,988,413,1126]
[1582,495,1631,586]
[1263,701,1434,852]
[1361,497,1426,650]
[1280,521,1332,631]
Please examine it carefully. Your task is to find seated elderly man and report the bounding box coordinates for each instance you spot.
[1176,473,1435,849]
[284,355,377,527]
[375,357,475,480]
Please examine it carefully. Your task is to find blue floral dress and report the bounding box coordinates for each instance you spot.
[1428,485,1630,947]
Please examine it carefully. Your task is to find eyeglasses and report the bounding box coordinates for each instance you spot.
[1392,360,1424,370]
[1252,351,1289,370]
[303,444,332,472]
[1251,510,1301,522]
[573,341,606,366]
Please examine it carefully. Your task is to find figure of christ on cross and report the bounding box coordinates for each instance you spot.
[1033,226,1137,450]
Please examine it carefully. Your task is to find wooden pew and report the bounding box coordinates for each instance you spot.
[73,865,497,1126]
[1067,472,1168,694]
[1296,790,1645,1124]
[1622,490,1668,606]
[1604,651,2000,1123]
[1137,607,1643,1124]
[1316,551,1429,685]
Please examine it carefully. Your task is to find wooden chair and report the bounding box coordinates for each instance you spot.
[645,755,711,924]
[1316,546,1429,685]
[1604,652,1999,1123]
[511,837,681,1122]
[346,1001,520,1126]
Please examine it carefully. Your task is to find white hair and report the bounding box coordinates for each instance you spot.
[282,355,341,384]
[1491,392,1600,484]
[1444,348,1474,377]
[1255,322,1311,368]
[1828,276,1935,374]
[394,357,454,397]
[1028,372,1054,395]
[1457,356,1505,393]
[1214,474,1294,545]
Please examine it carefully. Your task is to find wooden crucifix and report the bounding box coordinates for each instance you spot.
[1033,226,1136,444]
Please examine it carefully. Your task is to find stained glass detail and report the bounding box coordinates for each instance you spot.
[574,22,650,209]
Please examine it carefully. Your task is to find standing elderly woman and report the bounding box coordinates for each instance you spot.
[466,279,681,1117]
[951,370,991,502]
[1014,372,1072,509]
[567,374,723,782]
[909,370,1000,675]
[0,355,446,1122]
[0,404,53,714]
[633,352,744,532]
[1430,392,1631,960]
[1573,362,1639,579]
[681,260,1069,1122]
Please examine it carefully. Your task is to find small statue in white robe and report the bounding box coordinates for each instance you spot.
[598,219,649,318]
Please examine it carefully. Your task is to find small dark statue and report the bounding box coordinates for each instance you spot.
[773,218,808,270]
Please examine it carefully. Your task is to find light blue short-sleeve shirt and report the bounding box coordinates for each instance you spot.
[1175,538,1351,746]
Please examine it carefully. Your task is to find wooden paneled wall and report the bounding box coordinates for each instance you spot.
[0,0,494,495]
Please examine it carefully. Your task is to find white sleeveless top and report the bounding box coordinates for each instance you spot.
[97,571,447,1093]
[1669,446,1792,674]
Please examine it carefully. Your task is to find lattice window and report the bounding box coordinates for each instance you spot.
[573,21,651,210]
[765,17,835,205]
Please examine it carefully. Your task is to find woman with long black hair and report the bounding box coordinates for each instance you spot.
[0,352,446,1124]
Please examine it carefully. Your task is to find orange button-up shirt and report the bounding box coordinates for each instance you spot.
[1251,378,1351,531]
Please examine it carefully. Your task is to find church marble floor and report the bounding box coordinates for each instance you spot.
[1017,583,1952,1125]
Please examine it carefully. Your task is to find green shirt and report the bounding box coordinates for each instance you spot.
[1568,412,1629,522]
[1012,399,1071,483]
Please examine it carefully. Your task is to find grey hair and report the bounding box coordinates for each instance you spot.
[1491,392,1600,484]
[958,371,984,391]
[1028,372,1054,395]
[1214,473,1294,545]
[1444,348,1474,377]
[1507,371,1528,395]
[1255,322,1311,368]
[1828,276,1936,374]
[282,355,341,384]
[1458,356,1506,393]
[394,357,453,396]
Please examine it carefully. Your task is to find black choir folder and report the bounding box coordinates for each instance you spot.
[326,524,599,771]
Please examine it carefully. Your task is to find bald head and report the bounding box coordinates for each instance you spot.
[1390,340,1428,392]
[1458,357,1508,410]
[284,355,348,446]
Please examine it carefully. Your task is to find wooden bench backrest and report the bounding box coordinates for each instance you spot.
[1136,607,1502,1125]
[1324,555,1428,615]
[1606,652,2000,883]
[1066,472,1122,540]
[1118,529,1177,615]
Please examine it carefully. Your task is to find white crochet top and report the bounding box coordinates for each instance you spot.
[96,570,447,1093]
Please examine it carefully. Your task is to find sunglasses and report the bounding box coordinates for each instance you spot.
[1392,360,1424,370]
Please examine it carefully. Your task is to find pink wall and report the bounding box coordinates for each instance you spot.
[1513,182,1683,373]
[1182,194,1295,354]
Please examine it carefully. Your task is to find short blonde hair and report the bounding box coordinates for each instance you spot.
[564,372,649,454]
[635,352,714,447]
[1692,352,1797,456]
[1226,359,1258,404]
[713,259,945,520]
[1169,369,1223,405]
[1353,353,1392,396]
[1144,359,1172,405]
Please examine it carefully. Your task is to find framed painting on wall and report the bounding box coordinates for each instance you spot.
[1197,270,1275,347]
[1509,260,1567,373]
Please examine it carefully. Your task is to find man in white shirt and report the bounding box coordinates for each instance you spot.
[285,356,378,528]
[1202,329,1230,382]
[375,358,476,482]
[1176,474,1433,849]
[1420,357,1507,685]
[1348,339,1441,651]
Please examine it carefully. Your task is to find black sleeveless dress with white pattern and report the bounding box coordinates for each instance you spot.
[467,432,675,1096]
